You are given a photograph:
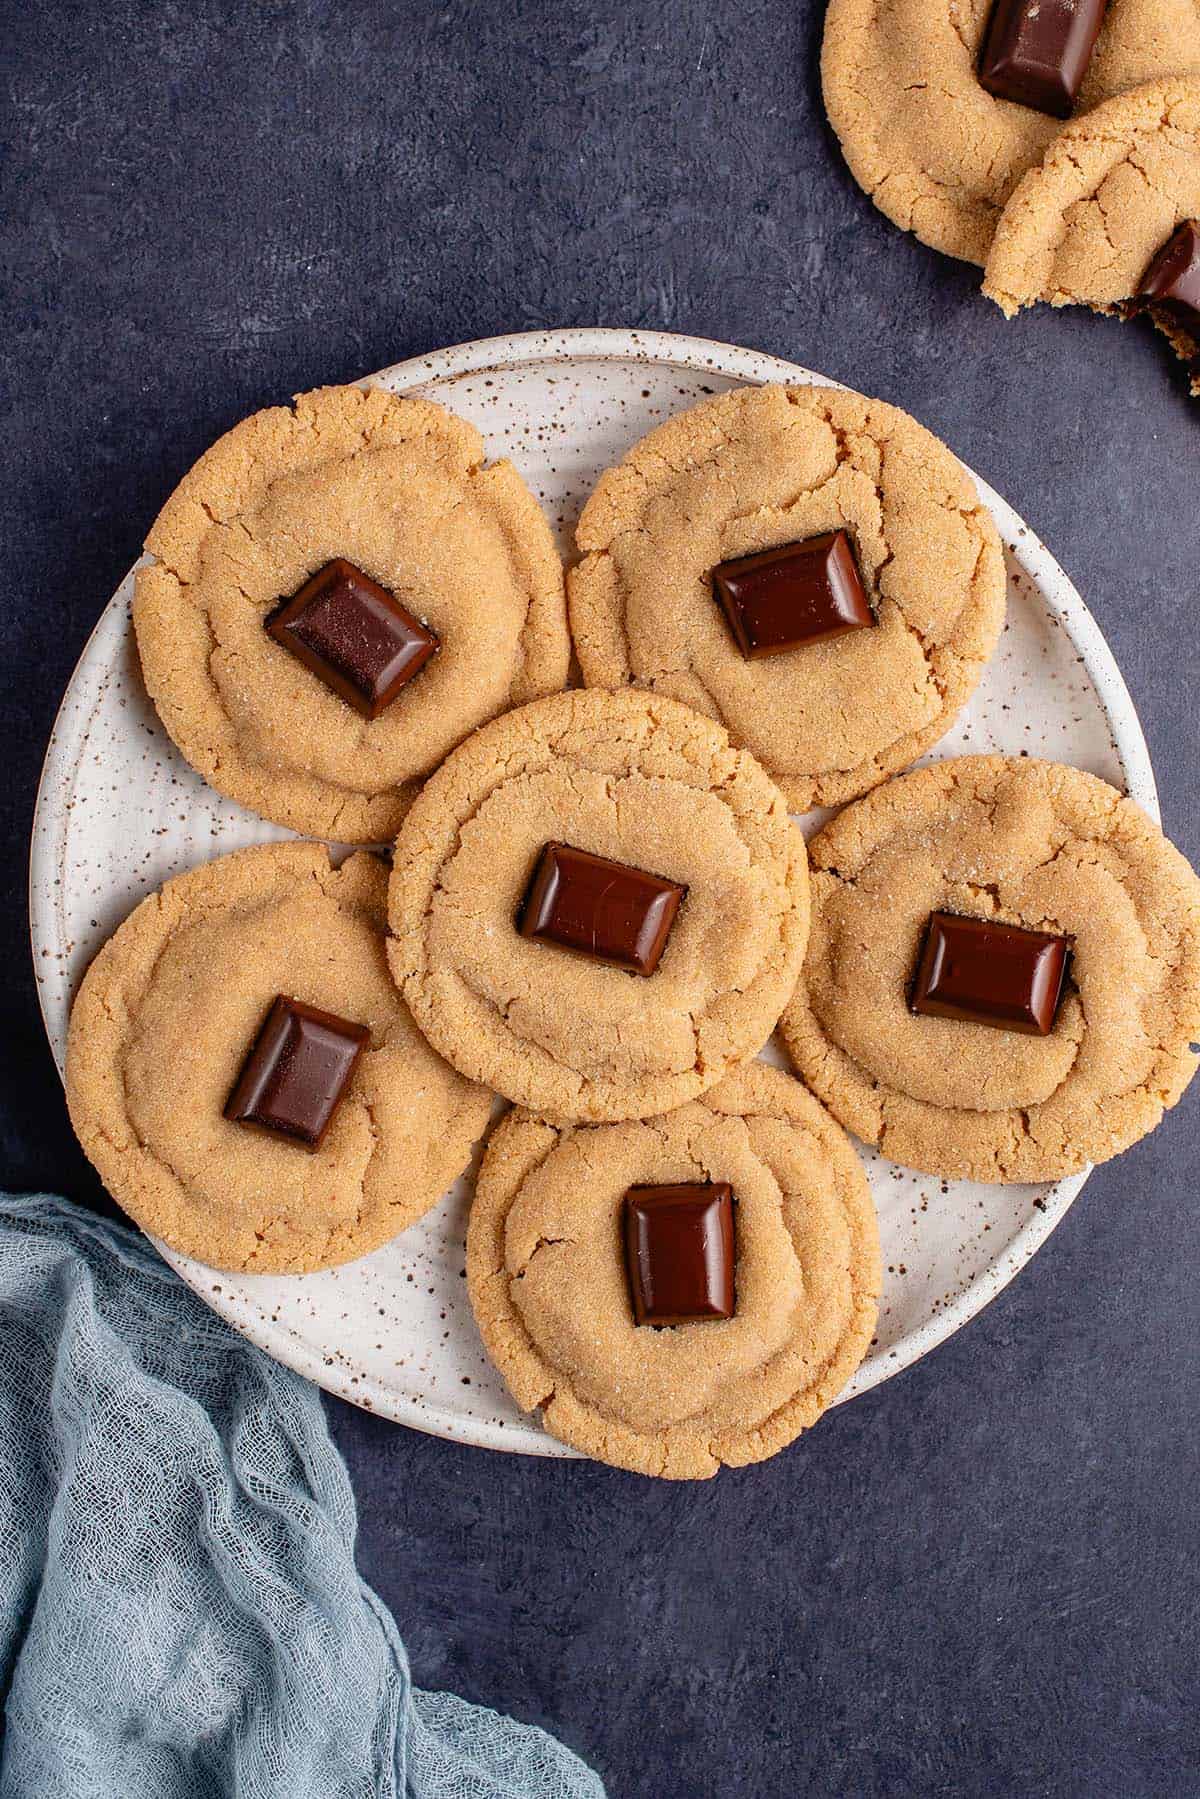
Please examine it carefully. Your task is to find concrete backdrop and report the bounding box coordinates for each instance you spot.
[3,3,1197,1792]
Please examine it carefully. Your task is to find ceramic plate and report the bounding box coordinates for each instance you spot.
[30,328,1158,1457]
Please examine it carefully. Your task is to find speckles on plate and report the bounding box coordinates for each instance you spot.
[30,329,1158,1458]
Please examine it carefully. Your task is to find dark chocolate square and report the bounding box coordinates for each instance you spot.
[266,558,438,719]
[224,995,370,1149]
[978,0,1108,118]
[910,911,1070,1036]
[517,843,685,977]
[623,1183,735,1326]
[1137,220,1200,334]
[711,530,874,660]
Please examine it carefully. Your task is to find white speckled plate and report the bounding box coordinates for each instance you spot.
[31,329,1158,1459]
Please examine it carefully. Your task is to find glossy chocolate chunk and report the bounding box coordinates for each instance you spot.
[910,911,1070,1036]
[978,0,1108,118]
[624,1182,735,1326]
[224,995,369,1149]
[711,529,874,659]
[517,843,685,977]
[267,558,438,719]
[1137,220,1200,334]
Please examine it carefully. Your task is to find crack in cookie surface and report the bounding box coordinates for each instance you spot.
[388,689,810,1122]
[568,386,1005,812]
[467,1062,881,1479]
[66,843,492,1272]
[822,0,1200,266]
[781,756,1200,1182]
[133,384,569,841]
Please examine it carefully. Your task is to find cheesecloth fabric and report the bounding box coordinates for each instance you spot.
[0,1194,604,1799]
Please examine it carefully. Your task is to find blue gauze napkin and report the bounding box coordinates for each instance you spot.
[0,1194,605,1799]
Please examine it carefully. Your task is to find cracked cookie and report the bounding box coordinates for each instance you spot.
[65,842,492,1272]
[781,756,1200,1183]
[133,384,569,842]
[387,688,809,1122]
[984,78,1200,395]
[821,0,1200,266]
[568,385,1005,813]
[467,1062,880,1479]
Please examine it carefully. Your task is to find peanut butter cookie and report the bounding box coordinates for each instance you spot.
[66,843,492,1272]
[782,756,1200,1182]
[984,78,1200,395]
[468,1062,880,1479]
[388,688,809,1122]
[822,0,1200,266]
[569,385,1005,813]
[134,384,569,842]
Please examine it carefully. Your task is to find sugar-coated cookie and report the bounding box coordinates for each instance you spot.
[388,688,809,1122]
[134,384,569,841]
[66,843,492,1272]
[984,78,1200,394]
[569,385,1005,814]
[821,0,1200,266]
[782,756,1200,1182]
[468,1062,880,1479]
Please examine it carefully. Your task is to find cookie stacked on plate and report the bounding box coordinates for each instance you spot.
[822,0,1200,396]
[65,381,1200,1479]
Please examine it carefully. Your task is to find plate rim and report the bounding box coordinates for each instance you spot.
[29,325,1160,1456]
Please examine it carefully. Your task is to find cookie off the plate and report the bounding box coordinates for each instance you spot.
[821,0,1199,267]
[782,756,1200,1183]
[467,1062,880,1479]
[66,843,492,1273]
[984,78,1200,397]
[568,384,1005,813]
[387,688,809,1123]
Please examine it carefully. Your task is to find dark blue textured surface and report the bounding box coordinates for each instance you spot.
[3,4,1198,1793]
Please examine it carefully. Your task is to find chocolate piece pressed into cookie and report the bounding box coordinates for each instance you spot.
[978,0,1108,119]
[267,559,437,720]
[910,912,1069,1036]
[711,531,874,660]
[518,843,685,977]
[467,1063,879,1478]
[1137,220,1200,334]
[225,995,370,1149]
[623,1183,735,1326]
